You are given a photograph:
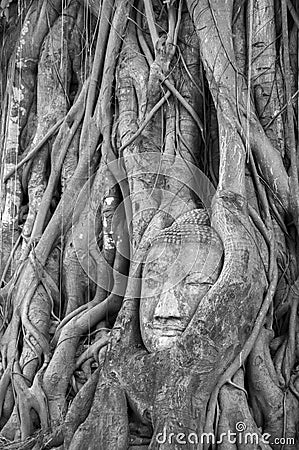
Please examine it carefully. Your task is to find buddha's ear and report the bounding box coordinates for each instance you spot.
[140,262,145,277]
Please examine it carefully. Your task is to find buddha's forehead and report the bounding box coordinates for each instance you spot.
[143,209,223,274]
[144,239,212,275]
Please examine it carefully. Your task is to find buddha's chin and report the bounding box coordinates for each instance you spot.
[146,330,182,352]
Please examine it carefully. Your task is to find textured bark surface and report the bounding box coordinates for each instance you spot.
[0,1,299,449]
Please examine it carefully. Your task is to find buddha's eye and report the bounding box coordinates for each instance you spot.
[184,275,200,286]
[185,280,199,287]
[184,274,214,288]
[145,277,160,289]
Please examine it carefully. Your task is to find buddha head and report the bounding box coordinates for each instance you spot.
[140,209,223,353]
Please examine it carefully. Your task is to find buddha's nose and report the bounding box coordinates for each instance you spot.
[153,288,181,321]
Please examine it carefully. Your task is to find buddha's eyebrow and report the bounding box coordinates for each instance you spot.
[144,265,162,277]
[185,272,217,283]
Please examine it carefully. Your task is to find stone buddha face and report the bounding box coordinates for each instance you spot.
[140,210,223,353]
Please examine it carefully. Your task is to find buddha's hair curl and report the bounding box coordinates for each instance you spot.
[151,209,223,248]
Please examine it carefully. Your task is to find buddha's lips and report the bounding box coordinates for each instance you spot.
[150,324,184,334]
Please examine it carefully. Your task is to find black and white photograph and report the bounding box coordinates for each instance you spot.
[0,0,298,448]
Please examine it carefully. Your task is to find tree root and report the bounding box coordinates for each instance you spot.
[204,236,278,439]
[75,333,110,369]
[217,369,272,449]
[3,119,64,183]
[30,80,88,241]
[248,327,299,448]
[1,362,48,441]
[63,368,100,448]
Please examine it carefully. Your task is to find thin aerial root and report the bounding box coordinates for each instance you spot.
[3,119,64,183]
